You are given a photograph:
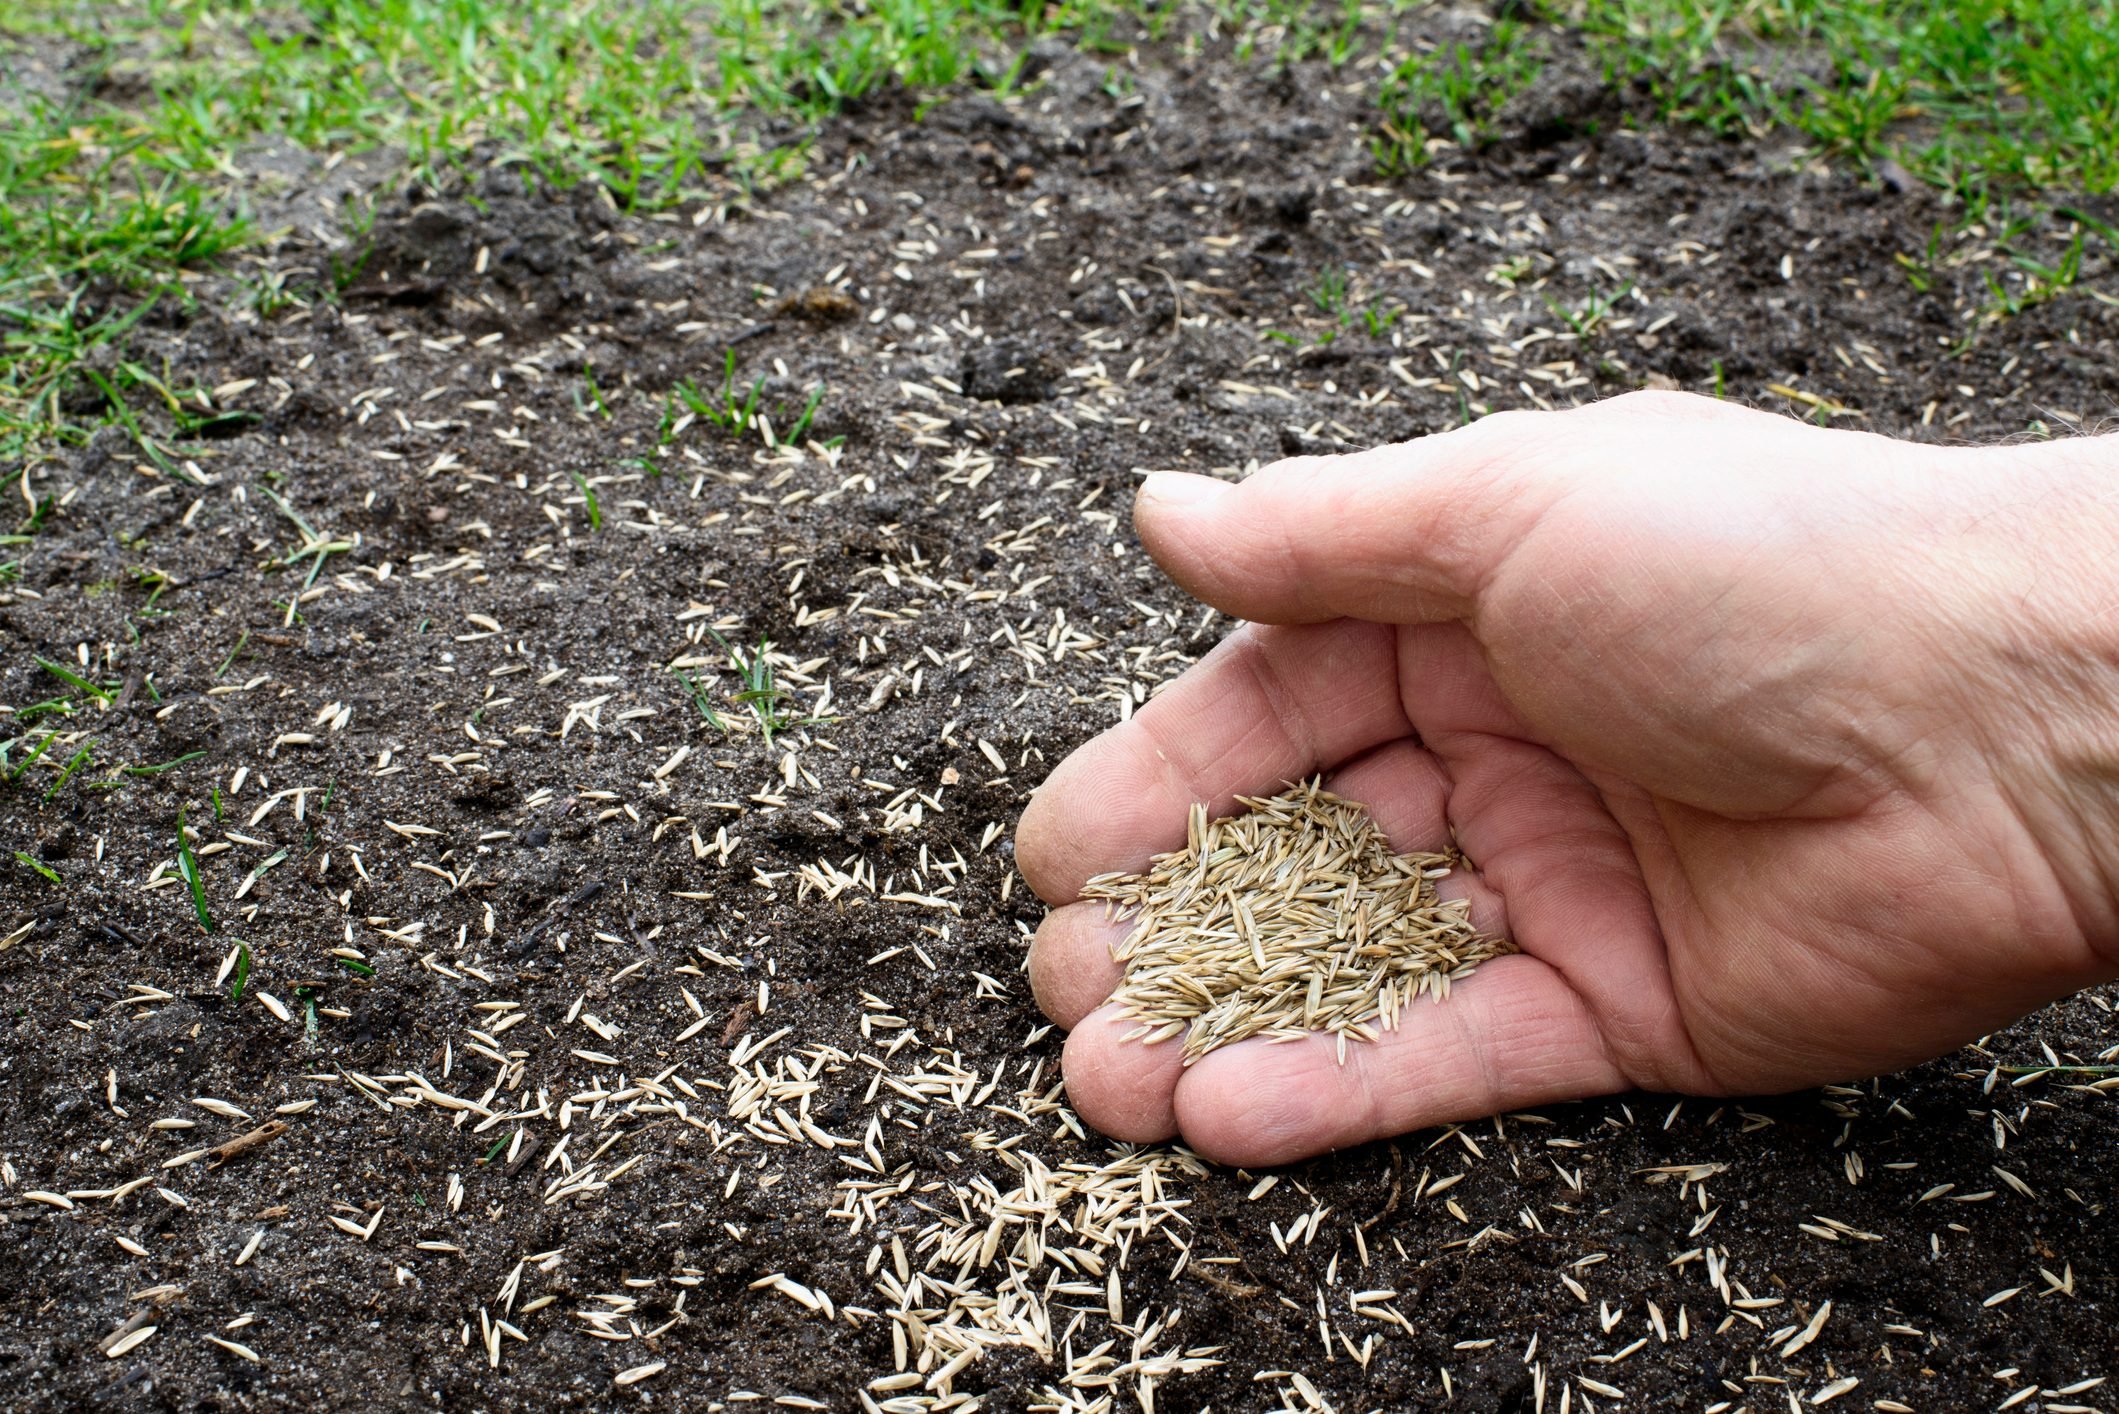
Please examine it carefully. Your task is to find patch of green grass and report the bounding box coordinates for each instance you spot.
[1373,17,1544,174]
[1307,265,1352,320]
[1359,301,1401,337]
[673,355,766,440]
[1217,0,1373,67]
[0,73,250,465]
[704,628,834,747]
[1543,277,1636,346]
[5,0,2109,463]
[1979,226,2088,320]
[1300,265,1400,343]
[0,0,1152,465]
[669,349,829,451]
[1555,0,2119,215]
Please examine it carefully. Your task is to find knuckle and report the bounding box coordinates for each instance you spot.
[1605,387,1714,419]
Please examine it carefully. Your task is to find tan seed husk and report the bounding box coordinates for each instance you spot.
[1081,779,1512,1065]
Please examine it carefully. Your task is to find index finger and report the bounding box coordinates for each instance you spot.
[1015,618,1410,903]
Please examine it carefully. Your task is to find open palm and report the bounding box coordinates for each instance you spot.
[1018,393,2118,1167]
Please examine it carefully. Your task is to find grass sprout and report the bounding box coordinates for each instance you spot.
[1543,279,1637,345]
[36,656,114,706]
[214,631,250,680]
[673,668,729,734]
[4,729,58,783]
[704,629,834,746]
[43,742,94,801]
[13,850,62,886]
[568,470,602,531]
[259,486,353,594]
[176,811,215,933]
[122,750,207,777]
[670,351,829,451]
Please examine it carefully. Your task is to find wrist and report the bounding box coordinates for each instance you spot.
[1958,433,2119,971]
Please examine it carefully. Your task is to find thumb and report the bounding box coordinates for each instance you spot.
[1134,413,1557,625]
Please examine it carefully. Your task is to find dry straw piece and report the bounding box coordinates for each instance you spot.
[1082,779,1512,1065]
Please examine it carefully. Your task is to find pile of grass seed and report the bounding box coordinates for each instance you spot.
[1082,779,1512,1065]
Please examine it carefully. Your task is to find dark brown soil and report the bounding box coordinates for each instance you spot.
[2,26,2116,1414]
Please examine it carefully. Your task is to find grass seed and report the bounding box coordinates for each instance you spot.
[1082,779,1511,1064]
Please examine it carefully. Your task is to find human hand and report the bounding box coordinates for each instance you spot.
[1017,391,2119,1167]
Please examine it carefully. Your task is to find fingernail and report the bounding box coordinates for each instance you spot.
[1140,471,1227,510]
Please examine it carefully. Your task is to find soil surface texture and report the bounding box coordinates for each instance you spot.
[3,25,2116,1414]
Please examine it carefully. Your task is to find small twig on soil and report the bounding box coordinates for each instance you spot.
[513,877,603,955]
[1361,1144,1406,1231]
[99,1286,182,1354]
[209,1119,290,1167]
[99,1310,157,1355]
[1192,1264,1265,1300]
[722,1000,756,1046]
[1144,263,1184,338]
[110,669,144,715]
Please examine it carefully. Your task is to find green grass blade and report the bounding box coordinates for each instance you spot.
[567,470,602,531]
[175,811,215,933]
[6,730,57,782]
[13,850,62,886]
[123,750,207,776]
[43,742,93,801]
[36,656,112,705]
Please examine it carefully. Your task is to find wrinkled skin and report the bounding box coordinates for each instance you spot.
[1018,391,2119,1167]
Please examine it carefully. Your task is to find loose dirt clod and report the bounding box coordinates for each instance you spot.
[1083,780,1511,1063]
